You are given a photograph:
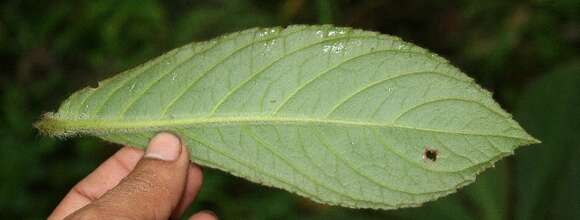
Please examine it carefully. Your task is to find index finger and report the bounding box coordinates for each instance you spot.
[48,146,144,220]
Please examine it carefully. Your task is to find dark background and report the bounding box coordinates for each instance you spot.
[1,0,579,219]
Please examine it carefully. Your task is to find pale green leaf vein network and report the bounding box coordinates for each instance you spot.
[154,30,285,117]
[158,27,308,117]
[324,70,461,117]
[432,134,476,163]
[391,97,510,123]
[295,127,351,195]
[312,127,420,195]
[485,137,504,153]
[115,41,225,117]
[271,50,457,115]
[464,135,496,157]
[208,35,382,115]
[369,87,394,118]
[78,71,136,116]
[37,25,539,210]
[89,49,181,116]
[67,88,96,112]
[369,128,491,180]
[118,28,285,118]
[241,127,376,201]
[178,128,383,207]
[47,116,533,142]
[66,88,96,115]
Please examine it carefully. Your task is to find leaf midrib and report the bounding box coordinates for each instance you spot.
[44,115,533,141]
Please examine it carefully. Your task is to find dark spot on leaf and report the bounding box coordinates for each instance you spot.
[88,81,99,89]
[424,148,438,162]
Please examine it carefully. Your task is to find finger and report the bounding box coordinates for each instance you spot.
[189,210,218,220]
[69,132,190,219]
[49,147,144,220]
[173,163,204,218]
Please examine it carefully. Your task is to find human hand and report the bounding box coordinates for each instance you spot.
[49,132,217,220]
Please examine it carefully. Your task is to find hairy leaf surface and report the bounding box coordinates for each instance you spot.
[36,25,538,209]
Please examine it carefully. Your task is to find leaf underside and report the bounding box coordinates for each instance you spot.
[36,25,538,210]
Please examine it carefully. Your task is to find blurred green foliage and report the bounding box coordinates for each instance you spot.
[1,0,579,219]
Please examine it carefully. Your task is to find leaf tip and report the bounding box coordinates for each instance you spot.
[530,136,542,144]
[521,130,541,145]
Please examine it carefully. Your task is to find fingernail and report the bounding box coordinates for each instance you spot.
[145,132,182,161]
[198,210,218,218]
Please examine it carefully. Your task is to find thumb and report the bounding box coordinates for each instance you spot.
[71,132,190,219]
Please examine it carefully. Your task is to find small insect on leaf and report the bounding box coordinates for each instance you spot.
[35,25,540,210]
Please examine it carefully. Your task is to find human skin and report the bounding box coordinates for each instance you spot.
[49,132,218,220]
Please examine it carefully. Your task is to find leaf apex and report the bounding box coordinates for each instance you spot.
[530,136,542,144]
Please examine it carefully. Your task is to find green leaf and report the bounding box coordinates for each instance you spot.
[35,25,538,209]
